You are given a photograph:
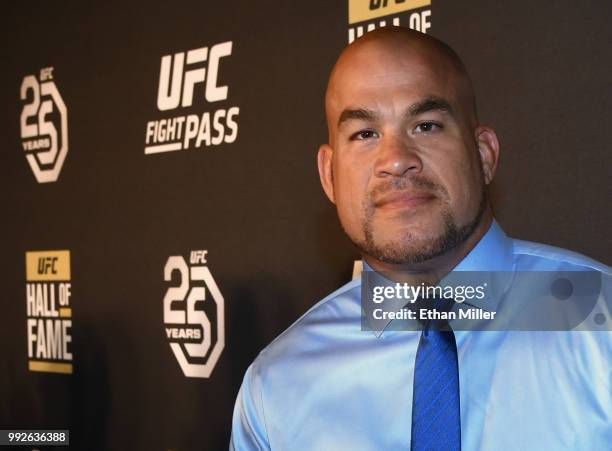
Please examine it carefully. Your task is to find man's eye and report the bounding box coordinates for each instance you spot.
[350,130,379,140]
[414,122,442,133]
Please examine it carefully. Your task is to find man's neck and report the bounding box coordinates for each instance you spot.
[363,213,493,286]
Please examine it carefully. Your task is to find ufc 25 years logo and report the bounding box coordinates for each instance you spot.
[20,67,69,183]
[163,250,225,378]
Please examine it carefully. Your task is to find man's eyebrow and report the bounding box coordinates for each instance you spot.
[337,108,379,127]
[408,97,453,117]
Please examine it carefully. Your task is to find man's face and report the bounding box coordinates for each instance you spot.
[320,40,489,265]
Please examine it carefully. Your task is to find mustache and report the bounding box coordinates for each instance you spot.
[368,176,447,202]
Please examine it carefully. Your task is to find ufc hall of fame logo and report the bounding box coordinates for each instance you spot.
[25,250,74,374]
[144,41,240,155]
[347,0,432,43]
[163,250,225,378]
[19,67,69,183]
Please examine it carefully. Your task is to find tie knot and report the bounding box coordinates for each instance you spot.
[417,296,455,333]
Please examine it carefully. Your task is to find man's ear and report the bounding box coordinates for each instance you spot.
[317,143,335,203]
[475,126,500,185]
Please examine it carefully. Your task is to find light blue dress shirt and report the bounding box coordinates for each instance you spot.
[230,221,612,450]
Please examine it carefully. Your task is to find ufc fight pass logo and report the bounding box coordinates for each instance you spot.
[20,67,69,183]
[163,250,225,378]
[144,41,239,155]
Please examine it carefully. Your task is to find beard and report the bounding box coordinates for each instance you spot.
[351,176,487,265]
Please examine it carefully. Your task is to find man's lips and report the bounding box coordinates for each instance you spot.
[374,191,436,209]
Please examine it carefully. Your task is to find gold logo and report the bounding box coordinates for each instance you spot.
[348,0,431,24]
[25,250,70,281]
[25,250,73,374]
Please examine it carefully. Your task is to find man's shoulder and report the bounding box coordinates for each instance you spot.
[251,277,362,372]
[511,237,611,274]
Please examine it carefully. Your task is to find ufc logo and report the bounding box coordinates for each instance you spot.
[370,0,406,10]
[37,257,58,274]
[157,41,233,111]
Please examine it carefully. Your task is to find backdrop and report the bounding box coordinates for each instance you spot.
[1,1,610,450]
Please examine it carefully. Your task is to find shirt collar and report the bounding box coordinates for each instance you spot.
[363,220,515,336]
[452,220,514,272]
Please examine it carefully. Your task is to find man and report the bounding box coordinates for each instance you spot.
[230,27,611,450]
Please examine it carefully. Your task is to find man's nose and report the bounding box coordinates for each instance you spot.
[373,134,423,178]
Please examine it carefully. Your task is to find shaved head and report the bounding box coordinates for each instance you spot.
[326,27,478,144]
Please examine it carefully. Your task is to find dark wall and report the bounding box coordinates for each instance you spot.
[0,1,610,450]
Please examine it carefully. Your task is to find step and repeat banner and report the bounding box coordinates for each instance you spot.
[1,1,610,450]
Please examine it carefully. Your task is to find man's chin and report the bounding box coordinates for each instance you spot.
[370,218,444,244]
[359,233,445,265]
[359,214,477,265]
[360,188,488,265]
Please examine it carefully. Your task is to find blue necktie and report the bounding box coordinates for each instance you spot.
[410,308,461,450]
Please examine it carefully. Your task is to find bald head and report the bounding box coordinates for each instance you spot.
[325,27,478,143]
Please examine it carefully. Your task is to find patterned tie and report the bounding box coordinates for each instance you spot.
[410,300,461,451]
